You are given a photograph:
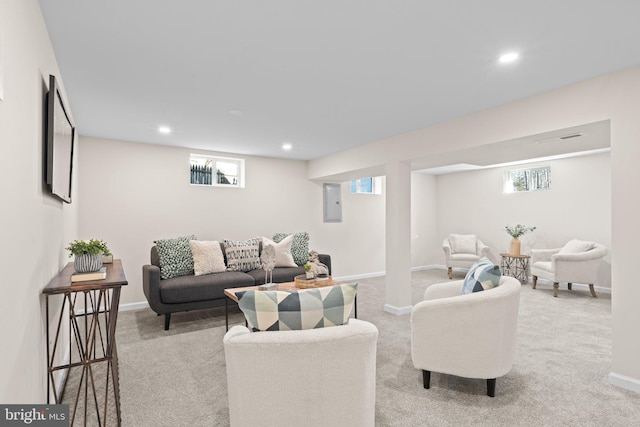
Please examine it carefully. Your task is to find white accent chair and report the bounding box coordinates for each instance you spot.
[223,319,378,427]
[442,234,490,279]
[411,276,521,397]
[531,240,608,298]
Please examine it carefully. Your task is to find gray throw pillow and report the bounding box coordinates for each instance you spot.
[155,235,196,280]
[223,238,261,272]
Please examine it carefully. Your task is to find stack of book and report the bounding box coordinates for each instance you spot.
[71,267,107,283]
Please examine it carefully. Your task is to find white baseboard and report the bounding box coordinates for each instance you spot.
[334,271,386,282]
[119,301,150,312]
[411,264,441,272]
[335,264,440,282]
[113,267,438,317]
[383,304,412,315]
[608,372,640,394]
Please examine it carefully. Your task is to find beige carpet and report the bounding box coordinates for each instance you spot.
[110,269,640,426]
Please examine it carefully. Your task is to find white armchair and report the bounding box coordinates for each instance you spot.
[411,276,521,397]
[443,234,490,279]
[531,240,608,297]
[223,319,378,427]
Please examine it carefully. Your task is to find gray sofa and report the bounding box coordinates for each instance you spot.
[142,243,332,330]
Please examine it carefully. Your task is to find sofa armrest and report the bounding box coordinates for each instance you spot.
[423,280,464,301]
[552,246,608,263]
[442,238,452,257]
[477,239,490,257]
[142,264,164,314]
[551,246,608,283]
[318,254,332,276]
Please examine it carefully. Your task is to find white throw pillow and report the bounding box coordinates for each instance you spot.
[449,234,477,254]
[262,235,297,268]
[558,239,596,254]
[189,240,227,276]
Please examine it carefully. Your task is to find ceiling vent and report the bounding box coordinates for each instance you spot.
[559,132,583,140]
[535,132,585,144]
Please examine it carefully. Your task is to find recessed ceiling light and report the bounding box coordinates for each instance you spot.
[282,143,292,151]
[158,126,171,134]
[499,52,519,64]
[229,110,245,117]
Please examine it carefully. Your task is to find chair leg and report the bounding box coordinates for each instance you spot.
[532,275,537,289]
[568,283,572,291]
[422,370,431,389]
[487,378,496,397]
[553,282,559,297]
[164,313,171,330]
[589,284,597,298]
[448,267,452,279]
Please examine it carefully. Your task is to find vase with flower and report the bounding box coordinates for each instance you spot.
[504,224,536,256]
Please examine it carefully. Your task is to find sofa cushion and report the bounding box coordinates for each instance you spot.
[190,240,227,276]
[246,266,306,285]
[558,239,596,254]
[532,261,553,274]
[449,254,481,262]
[262,235,297,267]
[223,238,261,272]
[449,234,477,254]
[273,232,309,266]
[237,283,358,331]
[462,258,501,294]
[159,271,255,304]
[155,235,196,279]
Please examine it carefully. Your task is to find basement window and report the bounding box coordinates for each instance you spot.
[190,154,245,188]
[350,177,382,194]
[503,166,551,193]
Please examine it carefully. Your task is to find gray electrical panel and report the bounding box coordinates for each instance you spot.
[323,183,342,223]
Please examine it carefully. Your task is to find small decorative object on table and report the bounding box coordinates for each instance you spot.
[260,244,277,284]
[294,274,336,289]
[66,239,111,274]
[304,262,314,279]
[504,224,536,256]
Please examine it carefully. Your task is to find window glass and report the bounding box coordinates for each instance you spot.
[190,154,245,188]
[349,177,382,194]
[503,166,550,193]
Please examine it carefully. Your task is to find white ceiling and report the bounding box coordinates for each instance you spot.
[39,1,640,161]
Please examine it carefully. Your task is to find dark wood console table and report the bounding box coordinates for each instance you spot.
[43,259,127,426]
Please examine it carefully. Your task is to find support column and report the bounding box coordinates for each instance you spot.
[384,160,412,315]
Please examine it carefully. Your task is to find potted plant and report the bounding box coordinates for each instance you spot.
[304,262,314,279]
[504,224,536,256]
[66,239,111,273]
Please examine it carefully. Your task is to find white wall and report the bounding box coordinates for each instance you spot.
[435,152,611,286]
[308,65,640,389]
[309,179,387,279]
[78,137,315,305]
[77,137,393,305]
[411,172,439,267]
[0,0,78,403]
